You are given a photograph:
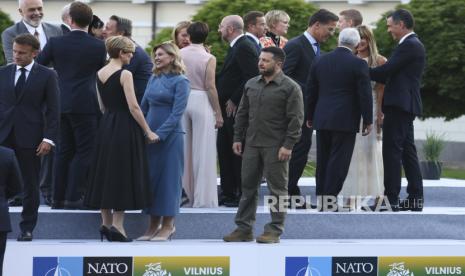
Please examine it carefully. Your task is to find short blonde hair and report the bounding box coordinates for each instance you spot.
[105,35,135,59]
[265,10,290,30]
[151,42,186,75]
[172,21,191,48]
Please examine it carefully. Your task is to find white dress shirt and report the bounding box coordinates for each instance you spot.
[22,21,47,50]
[304,31,319,56]
[15,60,55,146]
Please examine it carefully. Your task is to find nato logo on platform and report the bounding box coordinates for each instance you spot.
[286,257,332,276]
[33,257,83,276]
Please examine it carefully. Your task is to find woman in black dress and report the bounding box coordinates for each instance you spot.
[85,36,157,242]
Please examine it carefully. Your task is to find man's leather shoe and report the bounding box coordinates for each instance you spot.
[223,197,239,207]
[223,229,253,242]
[8,197,22,207]
[51,200,64,209]
[399,198,423,212]
[17,231,33,241]
[256,232,280,244]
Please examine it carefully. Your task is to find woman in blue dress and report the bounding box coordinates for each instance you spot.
[138,42,189,241]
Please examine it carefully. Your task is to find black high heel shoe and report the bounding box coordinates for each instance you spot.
[110,226,133,242]
[99,225,112,242]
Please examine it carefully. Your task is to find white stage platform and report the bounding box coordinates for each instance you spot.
[5,239,465,275]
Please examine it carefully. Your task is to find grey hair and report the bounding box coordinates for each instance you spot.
[338,27,360,48]
[61,3,71,22]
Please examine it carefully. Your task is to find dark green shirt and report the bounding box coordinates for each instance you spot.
[234,71,304,149]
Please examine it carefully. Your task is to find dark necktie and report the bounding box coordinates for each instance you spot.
[256,42,262,54]
[313,42,320,56]
[15,67,27,97]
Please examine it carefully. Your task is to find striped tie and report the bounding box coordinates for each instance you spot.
[34,29,41,49]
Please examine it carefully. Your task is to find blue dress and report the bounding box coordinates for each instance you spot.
[141,73,189,216]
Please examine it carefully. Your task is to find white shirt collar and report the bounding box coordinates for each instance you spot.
[399,32,415,44]
[245,32,260,45]
[230,34,244,47]
[304,31,318,45]
[22,21,44,35]
[16,60,35,72]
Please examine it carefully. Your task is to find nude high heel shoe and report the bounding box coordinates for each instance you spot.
[150,226,175,242]
[136,226,161,241]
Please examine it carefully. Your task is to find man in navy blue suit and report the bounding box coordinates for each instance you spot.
[0,146,23,272]
[283,9,338,204]
[307,28,373,210]
[0,34,59,240]
[102,15,153,103]
[366,9,425,212]
[37,1,106,209]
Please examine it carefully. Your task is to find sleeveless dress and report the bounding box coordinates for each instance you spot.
[85,69,150,210]
[340,57,384,200]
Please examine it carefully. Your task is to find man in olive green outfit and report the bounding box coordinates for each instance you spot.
[223,46,304,243]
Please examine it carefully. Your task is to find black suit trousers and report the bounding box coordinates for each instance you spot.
[39,152,54,200]
[287,125,313,196]
[217,110,241,198]
[0,231,6,276]
[316,130,356,196]
[2,131,41,232]
[382,107,423,203]
[54,113,97,202]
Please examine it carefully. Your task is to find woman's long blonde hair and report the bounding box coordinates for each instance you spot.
[357,25,380,67]
[151,42,186,75]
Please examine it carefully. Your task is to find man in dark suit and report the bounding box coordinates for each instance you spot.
[216,15,259,207]
[0,146,23,273]
[243,11,266,55]
[0,34,59,240]
[102,15,153,103]
[367,9,425,212]
[307,28,373,211]
[282,9,338,203]
[1,0,62,207]
[37,1,106,210]
[1,0,62,64]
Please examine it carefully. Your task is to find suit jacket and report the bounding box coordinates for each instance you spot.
[123,44,153,103]
[245,34,261,55]
[307,47,373,132]
[61,24,71,34]
[0,146,23,232]
[0,63,59,148]
[370,33,425,116]
[36,31,106,114]
[1,21,63,64]
[283,34,316,94]
[216,35,259,106]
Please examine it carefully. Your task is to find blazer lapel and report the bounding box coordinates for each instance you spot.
[7,65,16,102]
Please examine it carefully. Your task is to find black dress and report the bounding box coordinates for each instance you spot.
[85,69,150,210]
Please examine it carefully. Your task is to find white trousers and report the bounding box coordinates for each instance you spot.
[182,90,219,208]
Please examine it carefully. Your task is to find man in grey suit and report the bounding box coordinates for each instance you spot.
[1,0,62,207]
[1,0,62,64]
